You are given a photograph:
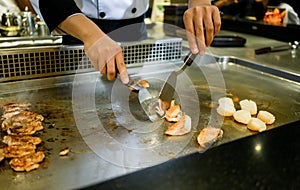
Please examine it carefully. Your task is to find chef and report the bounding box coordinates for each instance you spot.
[30,0,221,84]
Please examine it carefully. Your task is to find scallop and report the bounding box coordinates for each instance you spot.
[239,99,257,115]
[247,118,267,132]
[233,110,251,124]
[257,110,275,124]
[217,105,236,116]
[217,97,236,116]
[218,97,234,107]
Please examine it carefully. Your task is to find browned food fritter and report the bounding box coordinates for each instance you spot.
[7,122,44,136]
[1,103,31,115]
[2,135,42,146]
[0,149,4,162]
[1,110,22,121]
[3,144,36,158]
[9,151,45,172]
[1,111,44,135]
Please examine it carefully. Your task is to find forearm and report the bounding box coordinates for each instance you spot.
[39,0,81,32]
[58,14,106,50]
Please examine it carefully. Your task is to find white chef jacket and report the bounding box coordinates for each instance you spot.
[30,0,149,21]
[0,0,20,15]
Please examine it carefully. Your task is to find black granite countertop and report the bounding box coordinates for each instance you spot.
[83,120,300,190]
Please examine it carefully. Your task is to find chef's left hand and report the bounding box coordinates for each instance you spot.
[184,0,221,55]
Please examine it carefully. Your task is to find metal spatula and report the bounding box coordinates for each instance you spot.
[137,52,197,122]
[158,51,197,103]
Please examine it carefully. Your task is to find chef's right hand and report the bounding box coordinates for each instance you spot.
[85,35,129,84]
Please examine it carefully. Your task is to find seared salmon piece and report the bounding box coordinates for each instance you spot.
[165,100,181,122]
[197,126,223,148]
[165,115,191,136]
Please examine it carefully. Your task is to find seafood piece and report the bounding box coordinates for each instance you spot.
[239,99,257,115]
[155,99,172,118]
[137,79,150,88]
[2,135,42,146]
[0,149,4,162]
[217,105,236,117]
[9,151,45,172]
[197,126,223,148]
[59,148,70,156]
[257,110,275,124]
[3,144,36,158]
[165,115,191,136]
[247,118,267,132]
[217,97,236,116]
[233,110,251,124]
[218,97,234,107]
[165,100,181,122]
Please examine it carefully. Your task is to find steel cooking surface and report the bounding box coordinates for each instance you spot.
[0,56,299,189]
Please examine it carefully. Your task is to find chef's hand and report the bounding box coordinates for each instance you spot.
[86,35,129,84]
[56,14,129,84]
[184,0,221,55]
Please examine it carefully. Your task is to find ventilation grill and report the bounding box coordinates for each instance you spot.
[0,38,182,82]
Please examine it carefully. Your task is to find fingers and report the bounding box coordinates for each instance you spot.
[86,35,129,83]
[184,10,199,54]
[115,52,129,84]
[184,5,221,55]
[192,8,206,55]
[212,8,222,35]
[106,56,116,81]
[203,10,214,46]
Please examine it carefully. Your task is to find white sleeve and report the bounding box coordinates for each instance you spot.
[29,0,45,21]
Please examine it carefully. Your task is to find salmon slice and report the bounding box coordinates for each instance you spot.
[165,115,191,136]
[165,100,181,122]
[197,126,223,148]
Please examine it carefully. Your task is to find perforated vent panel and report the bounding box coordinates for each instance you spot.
[0,38,182,82]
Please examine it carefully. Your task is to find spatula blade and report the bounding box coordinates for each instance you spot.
[158,71,177,103]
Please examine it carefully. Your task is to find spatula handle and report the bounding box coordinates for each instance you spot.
[184,51,197,66]
[176,51,197,74]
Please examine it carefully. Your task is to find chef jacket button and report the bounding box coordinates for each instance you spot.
[99,12,106,18]
[131,7,137,14]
